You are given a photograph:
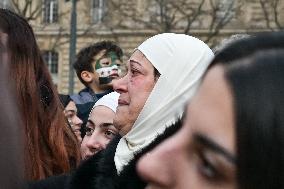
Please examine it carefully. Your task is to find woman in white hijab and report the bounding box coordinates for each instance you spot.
[74,33,212,189]
[28,33,213,189]
[113,33,214,173]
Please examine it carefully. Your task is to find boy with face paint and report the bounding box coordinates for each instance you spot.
[71,41,123,137]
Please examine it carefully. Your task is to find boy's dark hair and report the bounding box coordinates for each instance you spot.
[73,41,123,86]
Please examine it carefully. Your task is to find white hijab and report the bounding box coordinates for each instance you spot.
[114,33,214,173]
[92,92,119,113]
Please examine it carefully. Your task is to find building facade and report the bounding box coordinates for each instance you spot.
[1,0,283,93]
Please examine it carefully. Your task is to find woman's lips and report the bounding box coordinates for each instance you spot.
[118,99,128,106]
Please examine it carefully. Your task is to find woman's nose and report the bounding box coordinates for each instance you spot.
[73,115,83,125]
[86,131,105,153]
[113,74,128,94]
[137,138,177,187]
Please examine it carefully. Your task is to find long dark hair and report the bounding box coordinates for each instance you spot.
[208,31,284,188]
[224,50,284,189]
[0,9,80,180]
[209,31,284,68]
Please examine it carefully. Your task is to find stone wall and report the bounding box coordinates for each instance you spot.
[32,0,283,94]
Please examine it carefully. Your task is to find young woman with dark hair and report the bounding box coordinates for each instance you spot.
[138,34,284,189]
[0,9,80,180]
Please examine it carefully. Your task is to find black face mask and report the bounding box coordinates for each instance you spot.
[99,76,113,85]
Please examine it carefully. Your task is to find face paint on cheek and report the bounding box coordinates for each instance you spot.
[95,51,122,85]
[96,65,122,85]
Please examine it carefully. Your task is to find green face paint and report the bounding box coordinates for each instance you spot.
[95,51,120,70]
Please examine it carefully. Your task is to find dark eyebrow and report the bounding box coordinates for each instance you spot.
[65,109,76,114]
[99,122,114,128]
[87,119,95,127]
[194,133,236,164]
[129,59,142,66]
[86,121,113,129]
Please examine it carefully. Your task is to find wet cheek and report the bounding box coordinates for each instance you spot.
[129,77,145,89]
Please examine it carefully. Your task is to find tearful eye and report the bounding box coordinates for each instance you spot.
[130,68,140,76]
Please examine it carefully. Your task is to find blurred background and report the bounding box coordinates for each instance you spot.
[1,0,283,93]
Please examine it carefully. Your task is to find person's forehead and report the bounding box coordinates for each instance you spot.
[185,65,235,155]
[90,106,115,120]
[128,50,152,68]
[65,101,77,111]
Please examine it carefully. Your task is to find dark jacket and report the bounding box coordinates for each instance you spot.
[29,119,182,189]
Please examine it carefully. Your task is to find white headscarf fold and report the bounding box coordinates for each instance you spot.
[114,33,214,173]
[92,92,119,113]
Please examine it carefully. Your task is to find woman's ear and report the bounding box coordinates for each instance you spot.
[81,71,93,83]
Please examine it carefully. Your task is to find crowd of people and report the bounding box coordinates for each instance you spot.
[1,7,284,189]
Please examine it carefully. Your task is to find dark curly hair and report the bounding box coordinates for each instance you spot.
[73,41,123,86]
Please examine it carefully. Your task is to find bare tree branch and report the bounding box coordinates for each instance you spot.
[106,0,239,45]
[185,0,206,34]
[10,0,42,21]
[205,0,237,43]
[272,0,283,29]
[259,0,274,31]
[11,0,243,49]
[258,0,283,31]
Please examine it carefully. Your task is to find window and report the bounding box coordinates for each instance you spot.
[92,0,106,24]
[43,51,59,83]
[43,0,58,23]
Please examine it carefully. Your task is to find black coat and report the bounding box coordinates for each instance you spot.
[29,119,182,189]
